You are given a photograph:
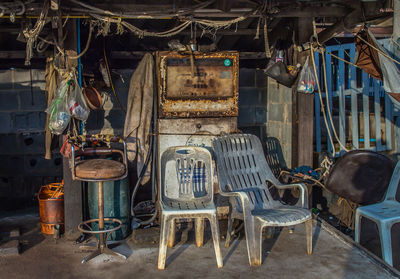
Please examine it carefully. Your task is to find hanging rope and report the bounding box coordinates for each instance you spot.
[23,0,49,65]
[0,1,26,20]
[310,42,336,156]
[325,50,359,68]
[263,17,271,58]
[320,46,350,152]
[391,36,400,49]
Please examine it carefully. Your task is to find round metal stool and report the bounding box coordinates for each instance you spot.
[71,136,128,263]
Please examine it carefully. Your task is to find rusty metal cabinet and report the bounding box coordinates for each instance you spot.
[156,50,239,196]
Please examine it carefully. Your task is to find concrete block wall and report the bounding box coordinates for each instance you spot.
[0,67,281,210]
[0,69,63,210]
[266,77,293,168]
[238,68,268,142]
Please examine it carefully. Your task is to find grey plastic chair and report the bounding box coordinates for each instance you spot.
[212,134,312,266]
[158,146,223,270]
[355,160,400,267]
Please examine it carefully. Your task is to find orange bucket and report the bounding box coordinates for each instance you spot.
[38,182,65,235]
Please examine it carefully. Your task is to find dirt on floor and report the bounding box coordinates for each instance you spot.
[0,209,398,279]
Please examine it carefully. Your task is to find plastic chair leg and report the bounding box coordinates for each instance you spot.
[225,210,233,248]
[354,211,362,243]
[158,215,171,270]
[209,214,223,268]
[167,219,176,248]
[244,219,263,266]
[377,222,393,267]
[195,218,205,247]
[305,219,313,255]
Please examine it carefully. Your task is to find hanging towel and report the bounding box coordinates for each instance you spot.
[123,53,154,184]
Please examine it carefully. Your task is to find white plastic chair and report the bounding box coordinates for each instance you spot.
[212,134,312,266]
[157,146,223,270]
[355,160,400,267]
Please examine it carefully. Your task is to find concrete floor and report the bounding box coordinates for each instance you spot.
[0,211,398,279]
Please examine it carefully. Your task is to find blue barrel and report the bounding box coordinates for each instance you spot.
[88,177,130,241]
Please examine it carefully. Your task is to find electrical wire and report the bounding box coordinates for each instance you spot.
[68,0,215,18]
[130,107,158,227]
[130,125,154,217]
[68,22,93,59]
[103,45,126,113]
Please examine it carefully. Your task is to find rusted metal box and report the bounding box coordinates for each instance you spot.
[157,51,239,118]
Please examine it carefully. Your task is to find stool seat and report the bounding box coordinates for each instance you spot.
[75,159,125,180]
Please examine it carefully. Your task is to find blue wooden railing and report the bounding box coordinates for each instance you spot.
[314,39,397,155]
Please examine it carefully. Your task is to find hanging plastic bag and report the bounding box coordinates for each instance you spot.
[297,56,316,94]
[45,78,71,135]
[67,74,89,121]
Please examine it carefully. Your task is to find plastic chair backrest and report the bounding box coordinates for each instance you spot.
[212,134,279,210]
[161,146,213,204]
[385,160,400,201]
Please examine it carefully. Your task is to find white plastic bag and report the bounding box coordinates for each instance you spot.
[67,74,89,121]
[297,56,316,94]
[45,78,71,135]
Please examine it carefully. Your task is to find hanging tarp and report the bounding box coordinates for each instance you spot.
[354,29,383,80]
[355,29,400,108]
[369,30,400,107]
[123,53,154,185]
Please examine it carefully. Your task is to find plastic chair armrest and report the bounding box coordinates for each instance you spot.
[272,182,309,209]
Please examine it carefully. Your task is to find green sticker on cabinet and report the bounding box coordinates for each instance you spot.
[224,59,231,66]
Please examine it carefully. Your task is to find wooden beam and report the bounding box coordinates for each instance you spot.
[275,6,349,18]
[0,51,50,59]
[217,18,255,50]
[110,51,269,59]
[61,19,83,238]
[317,0,361,44]
[293,17,314,167]
[9,2,353,19]
[0,51,273,61]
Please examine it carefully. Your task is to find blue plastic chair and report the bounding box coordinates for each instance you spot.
[355,160,400,267]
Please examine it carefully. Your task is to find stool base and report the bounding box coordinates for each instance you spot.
[82,246,126,263]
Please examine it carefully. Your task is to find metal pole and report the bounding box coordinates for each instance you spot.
[98,181,105,250]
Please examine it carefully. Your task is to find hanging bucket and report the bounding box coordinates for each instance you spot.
[38,182,65,235]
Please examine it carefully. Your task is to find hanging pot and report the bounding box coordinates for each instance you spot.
[83,86,103,110]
